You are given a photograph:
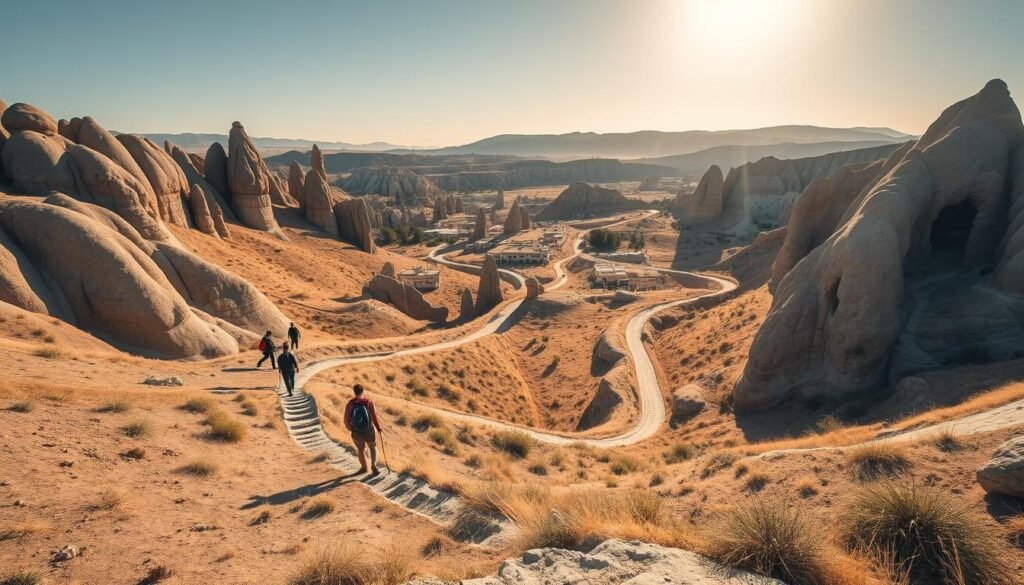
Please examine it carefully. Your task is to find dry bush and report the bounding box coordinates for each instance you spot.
[288,542,414,585]
[181,397,216,414]
[0,521,50,541]
[663,443,696,464]
[931,427,963,452]
[744,472,771,493]
[9,400,34,413]
[479,455,517,482]
[32,347,63,359]
[0,571,43,585]
[491,430,533,459]
[794,477,819,498]
[400,457,463,494]
[138,565,173,584]
[205,410,248,442]
[121,419,153,438]
[700,450,737,478]
[428,427,459,456]
[177,459,218,477]
[608,453,644,475]
[846,442,911,480]
[96,399,131,413]
[302,496,337,519]
[411,413,444,431]
[1006,515,1024,548]
[839,482,1013,585]
[88,489,128,511]
[239,398,259,417]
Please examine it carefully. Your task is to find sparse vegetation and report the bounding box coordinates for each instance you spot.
[96,399,131,413]
[177,459,218,477]
[32,347,63,359]
[609,453,643,475]
[0,571,43,585]
[88,489,127,511]
[846,442,910,480]
[9,400,34,413]
[663,443,696,463]
[302,496,337,519]
[428,427,460,456]
[121,419,153,438]
[412,413,444,432]
[700,450,737,478]
[491,430,533,459]
[288,543,413,585]
[204,409,248,442]
[932,427,963,452]
[181,397,215,414]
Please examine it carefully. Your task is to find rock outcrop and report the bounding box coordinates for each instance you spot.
[472,207,489,240]
[117,135,191,228]
[188,183,217,235]
[671,384,706,419]
[363,274,447,322]
[168,143,235,223]
[495,189,505,209]
[520,206,531,230]
[380,261,397,279]
[226,122,280,233]
[433,196,448,222]
[303,168,338,237]
[204,142,231,204]
[211,204,230,238]
[673,164,723,226]
[288,161,306,209]
[525,276,543,299]
[77,117,159,216]
[735,80,1024,411]
[535,182,648,222]
[341,165,439,205]
[1,103,57,135]
[475,255,504,313]
[503,198,523,234]
[334,198,377,253]
[459,288,476,321]
[976,435,1024,498]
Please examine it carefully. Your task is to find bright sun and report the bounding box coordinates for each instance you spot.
[677,0,808,53]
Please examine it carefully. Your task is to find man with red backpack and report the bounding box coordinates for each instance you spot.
[256,331,276,369]
[344,384,383,475]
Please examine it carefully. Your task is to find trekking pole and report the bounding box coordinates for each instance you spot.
[378,430,392,474]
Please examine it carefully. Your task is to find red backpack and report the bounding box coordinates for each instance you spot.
[258,338,267,352]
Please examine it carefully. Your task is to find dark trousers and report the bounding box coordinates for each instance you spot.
[289,334,299,349]
[282,369,296,394]
[257,351,276,369]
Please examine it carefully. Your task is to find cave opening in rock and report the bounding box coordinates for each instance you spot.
[929,199,976,260]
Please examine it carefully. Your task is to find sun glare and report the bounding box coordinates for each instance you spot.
[677,0,810,55]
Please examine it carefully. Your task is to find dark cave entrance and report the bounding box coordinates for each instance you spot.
[929,199,976,261]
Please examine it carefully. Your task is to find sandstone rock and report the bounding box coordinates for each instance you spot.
[577,371,629,430]
[995,140,1024,293]
[334,198,377,253]
[341,165,439,205]
[226,122,279,233]
[142,375,184,387]
[188,183,217,235]
[495,189,505,210]
[211,203,230,238]
[673,164,724,226]
[671,384,706,419]
[288,161,306,209]
[525,276,543,299]
[385,208,403,228]
[268,171,295,207]
[380,261,396,278]
[364,274,447,322]
[611,290,639,303]
[490,206,498,225]
[117,134,191,228]
[475,255,503,313]
[735,80,1024,411]
[1,103,57,135]
[977,435,1024,498]
[411,210,427,226]
[168,143,235,222]
[303,167,339,237]
[433,196,448,222]
[520,206,531,230]
[1,130,78,195]
[454,196,464,214]
[472,207,489,240]
[310,144,327,181]
[204,142,230,202]
[459,288,476,321]
[188,153,205,174]
[535,182,647,222]
[77,117,159,217]
[503,198,523,235]
[57,116,82,142]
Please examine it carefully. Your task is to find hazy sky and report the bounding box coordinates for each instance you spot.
[2,0,1022,146]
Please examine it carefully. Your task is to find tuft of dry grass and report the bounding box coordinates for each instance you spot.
[846,442,911,480]
[491,430,533,459]
[839,482,1013,585]
[88,489,128,511]
[931,427,963,452]
[9,400,34,413]
[794,477,820,498]
[137,565,173,584]
[0,521,50,541]
[744,472,771,493]
[700,450,737,479]
[302,496,337,519]
[121,419,153,438]
[288,543,414,585]
[181,397,216,414]
[1005,515,1024,548]
[0,571,43,585]
[96,399,131,413]
[400,457,464,494]
[663,443,696,464]
[204,410,248,442]
[176,459,218,477]
[32,347,64,359]
[428,427,460,456]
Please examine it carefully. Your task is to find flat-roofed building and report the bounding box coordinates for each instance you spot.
[542,228,566,245]
[490,240,550,265]
[398,267,440,290]
[590,262,664,290]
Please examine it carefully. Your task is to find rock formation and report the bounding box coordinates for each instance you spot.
[671,384,706,419]
[673,164,724,226]
[56,117,82,142]
[1,103,57,135]
[211,204,230,238]
[168,143,235,223]
[117,134,191,228]
[495,189,505,209]
[0,100,7,179]
[535,182,648,222]
[302,162,339,237]
[226,122,280,233]
[288,161,306,209]
[475,255,503,313]
[334,198,377,253]
[380,261,396,279]
[976,435,1024,498]
[433,196,448,222]
[363,274,447,322]
[520,206,531,230]
[489,206,498,225]
[735,80,1024,411]
[472,207,489,240]
[188,184,217,235]
[454,196,464,214]
[310,145,327,182]
[77,117,159,216]
[188,152,206,174]
[204,142,231,203]
[341,165,439,205]
[503,198,523,235]
[525,276,543,299]
[459,288,475,321]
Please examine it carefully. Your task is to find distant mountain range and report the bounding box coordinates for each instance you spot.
[130,132,417,153]
[423,126,913,158]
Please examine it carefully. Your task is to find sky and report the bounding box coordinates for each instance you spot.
[1,0,1022,147]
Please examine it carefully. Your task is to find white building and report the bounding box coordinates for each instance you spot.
[398,267,440,290]
[591,262,664,290]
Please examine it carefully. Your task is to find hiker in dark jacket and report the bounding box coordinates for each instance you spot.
[287,322,301,350]
[256,331,276,369]
[344,384,383,475]
[278,342,300,396]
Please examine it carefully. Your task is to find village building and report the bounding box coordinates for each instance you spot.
[590,262,664,290]
[398,267,441,290]
[490,240,551,265]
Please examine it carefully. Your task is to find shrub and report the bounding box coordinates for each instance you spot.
[32,347,63,359]
[436,383,460,404]
[177,459,218,477]
[412,413,444,432]
[96,399,131,413]
[288,543,413,585]
[407,376,429,397]
[89,489,127,511]
[239,398,258,417]
[121,419,153,438]
[0,572,42,585]
[8,400,34,413]
[932,428,962,452]
[528,463,548,476]
[839,482,1013,585]
[428,428,460,456]
[846,442,910,480]
[491,430,533,459]
[138,565,173,584]
[181,397,215,414]
[813,414,847,435]
[302,496,336,519]
[609,454,643,475]
[663,443,696,464]
[700,450,737,478]
[744,472,770,492]
[121,446,146,460]
[705,498,828,585]
[205,410,248,442]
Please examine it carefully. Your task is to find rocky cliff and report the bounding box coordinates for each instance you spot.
[535,182,649,221]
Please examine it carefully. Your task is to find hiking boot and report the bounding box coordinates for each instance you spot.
[356,466,368,474]
[370,465,380,476]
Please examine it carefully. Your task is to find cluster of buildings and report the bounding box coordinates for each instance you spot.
[397,267,440,290]
[465,227,567,266]
[590,262,665,291]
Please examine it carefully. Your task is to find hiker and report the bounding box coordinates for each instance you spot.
[256,330,276,369]
[287,322,301,350]
[344,384,383,475]
[278,342,300,396]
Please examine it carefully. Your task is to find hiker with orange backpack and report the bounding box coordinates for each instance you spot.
[256,330,277,369]
[344,384,383,475]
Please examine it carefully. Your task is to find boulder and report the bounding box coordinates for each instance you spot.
[1,130,78,196]
[459,288,476,321]
[288,161,306,209]
[472,207,489,240]
[57,117,82,142]
[363,273,447,322]
[1,103,57,135]
[226,122,279,233]
[380,261,397,278]
[188,183,217,235]
[384,208,403,228]
[525,276,543,299]
[117,134,191,228]
[673,164,724,226]
[204,142,230,202]
[211,203,230,238]
[475,255,503,313]
[977,435,1024,498]
[503,198,523,235]
[334,198,377,253]
[735,80,1024,411]
[77,117,159,217]
[303,167,338,237]
[671,384,706,419]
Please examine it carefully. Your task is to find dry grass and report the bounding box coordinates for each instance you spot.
[138,565,173,584]
[846,442,911,480]
[700,450,737,478]
[181,397,216,414]
[0,571,43,585]
[1005,515,1024,548]
[428,427,460,456]
[0,521,50,541]
[88,489,128,511]
[839,482,1014,585]
[121,419,153,438]
[491,430,533,459]
[288,542,414,585]
[8,400,34,413]
[931,427,963,452]
[176,459,219,477]
[302,496,337,519]
[663,443,696,464]
[96,398,131,413]
[204,409,248,442]
[400,457,464,494]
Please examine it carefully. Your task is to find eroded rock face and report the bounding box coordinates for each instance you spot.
[459,288,476,321]
[525,276,543,299]
[117,134,191,228]
[363,273,447,322]
[77,117,159,216]
[475,255,504,313]
[1,130,78,195]
[503,198,523,234]
[673,164,723,226]
[380,261,397,278]
[211,203,230,238]
[303,166,339,237]
[535,182,647,222]
[472,207,489,240]
[58,117,82,142]
[188,183,217,235]
[334,198,377,253]
[1,103,57,135]
[495,189,505,210]
[227,122,279,233]
[520,206,531,230]
[672,384,706,419]
[433,196,448,222]
[977,435,1024,498]
[735,80,1024,411]
[341,165,439,205]
[204,142,231,203]
[288,161,306,209]
[169,143,235,223]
